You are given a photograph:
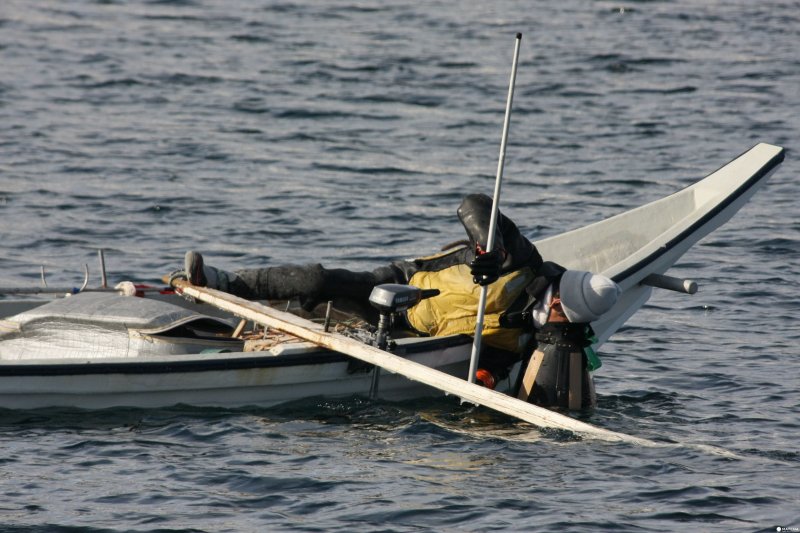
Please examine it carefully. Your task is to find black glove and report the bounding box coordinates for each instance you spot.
[470,248,505,286]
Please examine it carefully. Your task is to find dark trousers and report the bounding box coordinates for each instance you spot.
[227,263,403,323]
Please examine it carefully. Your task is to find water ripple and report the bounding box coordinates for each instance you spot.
[1,0,799,531]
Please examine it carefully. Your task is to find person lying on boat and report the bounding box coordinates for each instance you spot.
[171,193,620,408]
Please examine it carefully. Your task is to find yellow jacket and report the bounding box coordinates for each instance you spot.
[405,262,536,353]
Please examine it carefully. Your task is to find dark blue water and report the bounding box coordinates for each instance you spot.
[1,1,798,531]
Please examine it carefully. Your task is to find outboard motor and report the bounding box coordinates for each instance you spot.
[368,284,440,351]
[365,284,439,399]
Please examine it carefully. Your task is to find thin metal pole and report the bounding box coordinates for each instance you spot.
[98,249,108,289]
[323,301,333,332]
[467,33,522,384]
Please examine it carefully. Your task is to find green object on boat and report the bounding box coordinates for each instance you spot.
[584,327,602,371]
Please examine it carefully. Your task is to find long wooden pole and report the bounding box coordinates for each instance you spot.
[467,33,522,384]
[171,279,654,446]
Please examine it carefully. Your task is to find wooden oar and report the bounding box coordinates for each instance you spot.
[170,278,656,446]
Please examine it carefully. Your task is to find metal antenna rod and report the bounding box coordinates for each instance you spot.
[98,249,108,289]
[467,33,522,385]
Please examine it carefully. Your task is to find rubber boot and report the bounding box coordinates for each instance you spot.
[184,251,240,293]
[457,193,543,271]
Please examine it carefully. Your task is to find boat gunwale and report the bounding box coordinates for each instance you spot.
[608,144,784,285]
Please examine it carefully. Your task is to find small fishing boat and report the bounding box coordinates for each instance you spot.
[0,143,785,416]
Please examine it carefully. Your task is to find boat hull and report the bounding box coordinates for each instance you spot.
[0,143,785,410]
[0,338,477,410]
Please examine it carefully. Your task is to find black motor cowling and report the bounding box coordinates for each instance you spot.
[367,284,439,351]
[368,284,439,315]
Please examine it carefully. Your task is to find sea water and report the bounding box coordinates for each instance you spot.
[0,1,798,531]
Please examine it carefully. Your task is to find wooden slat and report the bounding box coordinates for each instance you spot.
[516,349,545,401]
[171,279,655,446]
[568,352,583,410]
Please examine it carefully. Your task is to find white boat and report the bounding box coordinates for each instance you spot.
[0,143,785,411]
